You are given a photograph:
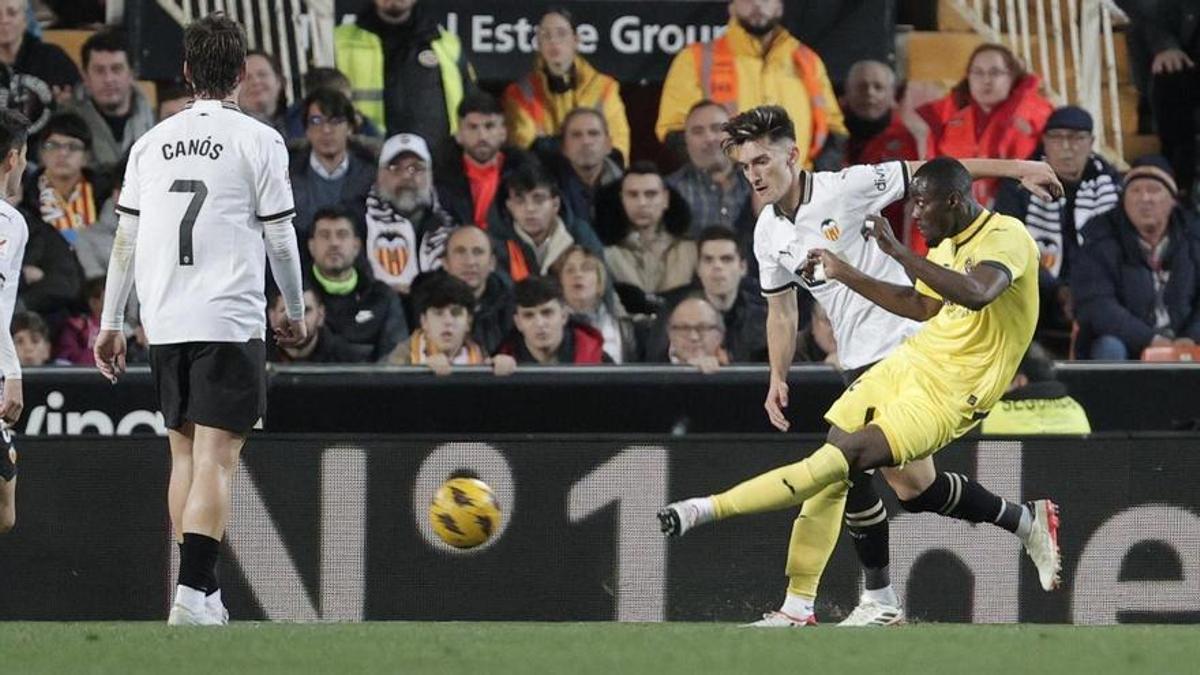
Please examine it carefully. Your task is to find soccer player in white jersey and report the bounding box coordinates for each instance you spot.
[0,110,31,534]
[94,15,306,626]
[659,106,1063,627]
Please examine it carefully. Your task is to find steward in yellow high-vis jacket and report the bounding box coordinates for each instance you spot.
[335,0,475,152]
[656,2,847,170]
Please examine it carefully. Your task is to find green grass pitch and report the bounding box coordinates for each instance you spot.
[3,623,1198,674]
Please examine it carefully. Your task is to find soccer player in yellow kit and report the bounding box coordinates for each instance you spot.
[659,157,1061,609]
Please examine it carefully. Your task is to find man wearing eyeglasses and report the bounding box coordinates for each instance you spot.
[994,106,1121,352]
[23,112,110,247]
[666,296,729,374]
[289,89,377,243]
[364,131,455,295]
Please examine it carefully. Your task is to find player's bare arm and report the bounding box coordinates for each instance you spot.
[905,159,1064,200]
[863,215,1011,311]
[805,245,942,321]
[764,290,799,431]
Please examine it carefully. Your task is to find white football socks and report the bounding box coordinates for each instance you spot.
[863,584,899,607]
[781,592,815,618]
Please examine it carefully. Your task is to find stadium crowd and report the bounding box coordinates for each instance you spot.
[7,0,1200,372]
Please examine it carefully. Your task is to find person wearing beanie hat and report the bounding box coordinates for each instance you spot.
[1072,154,1200,359]
[994,105,1121,354]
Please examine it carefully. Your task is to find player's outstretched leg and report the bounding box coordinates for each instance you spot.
[168,424,244,627]
[883,461,1062,591]
[0,425,17,533]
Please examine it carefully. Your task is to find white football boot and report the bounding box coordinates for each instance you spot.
[837,596,904,627]
[1024,499,1062,591]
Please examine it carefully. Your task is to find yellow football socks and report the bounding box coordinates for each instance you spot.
[785,481,849,598]
[711,444,851,519]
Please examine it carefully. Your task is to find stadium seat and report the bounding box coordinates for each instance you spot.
[42,29,94,70]
[1141,345,1200,362]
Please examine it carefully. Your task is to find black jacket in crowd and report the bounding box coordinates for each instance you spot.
[309,266,409,362]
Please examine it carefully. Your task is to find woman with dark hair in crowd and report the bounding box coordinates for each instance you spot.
[917,43,1053,206]
[239,50,288,136]
[502,7,630,163]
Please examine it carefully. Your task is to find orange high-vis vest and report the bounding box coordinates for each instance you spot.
[692,37,831,162]
[506,240,531,282]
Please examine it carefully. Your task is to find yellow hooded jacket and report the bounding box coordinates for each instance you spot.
[503,55,631,163]
[655,19,846,168]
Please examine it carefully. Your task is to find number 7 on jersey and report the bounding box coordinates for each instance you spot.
[169,179,208,266]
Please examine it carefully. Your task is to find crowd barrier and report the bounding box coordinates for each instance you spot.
[13,364,1200,437]
[0,434,1197,623]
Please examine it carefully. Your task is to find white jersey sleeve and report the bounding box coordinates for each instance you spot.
[0,204,28,379]
[256,132,303,321]
[255,133,296,224]
[753,208,802,296]
[840,161,910,217]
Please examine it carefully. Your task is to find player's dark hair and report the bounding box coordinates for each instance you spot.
[81,28,130,71]
[11,311,48,341]
[302,67,350,95]
[1017,342,1056,383]
[415,274,477,317]
[506,162,560,200]
[721,105,795,154]
[561,106,608,138]
[912,157,974,198]
[301,88,357,131]
[540,7,577,31]
[311,205,362,239]
[184,13,248,99]
[41,112,92,150]
[514,275,565,309]
[0,108,29,158]
[697,225,742,258]
[457,90,503,120]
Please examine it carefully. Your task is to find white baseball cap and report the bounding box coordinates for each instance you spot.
[379,133,431,168]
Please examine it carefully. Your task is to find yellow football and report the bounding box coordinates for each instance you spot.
[429,477,502,549]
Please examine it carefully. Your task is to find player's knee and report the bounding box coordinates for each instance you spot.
[899,481,943,513]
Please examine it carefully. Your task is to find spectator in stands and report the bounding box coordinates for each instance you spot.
[239,50,288,137]
[25,113,109,246]
[666,100,752,237]
[553,245,636,363]
[290,89,376,241]
[266,286,359,363]
[995,106,1121,351]
[366,132,455,295]
[656,0,847,170]
[554,107,622,226]
[0,0,80,136]
[285,67,382,140]
[307,206,409,361]
[435,91,529,232]
[64,29,153,173]
[497,275,608,364]
[19,205,83,316]
[387,274,496,373]
[12,311,51,367]
[841,59,925,251]
[1073,156,1200,359]
[335,0,474,148]
[650,226,766,363]
[1122,0,1200,204]
[74,154,121,280]
[842,60,922,167]
[666,296,729,374]
[980,343,1091,434]
[502,7,630,163]
[156,79,191,121]
[442,225,514,354]
[917,43,1054,206]
[53,276,103,365]
[494,162,604,281]
[598,161,697,300]
[795,301,838,365]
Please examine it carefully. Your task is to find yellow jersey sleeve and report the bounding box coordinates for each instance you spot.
[973,221,1035,284]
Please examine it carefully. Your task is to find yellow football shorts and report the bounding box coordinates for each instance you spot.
[824,353,984,465]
